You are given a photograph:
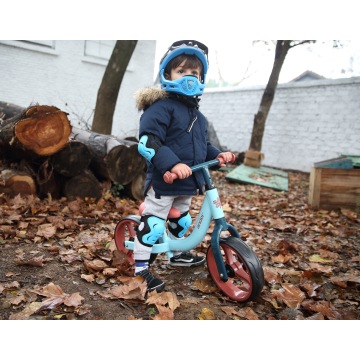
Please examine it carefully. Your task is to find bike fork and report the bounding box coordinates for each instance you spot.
[211,218,229,282]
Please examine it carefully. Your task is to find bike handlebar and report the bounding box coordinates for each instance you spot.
[163,156,232,184]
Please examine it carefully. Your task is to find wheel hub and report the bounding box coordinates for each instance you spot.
[225,264,235,278]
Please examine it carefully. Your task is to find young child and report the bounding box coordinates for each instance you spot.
[133,40,234,292]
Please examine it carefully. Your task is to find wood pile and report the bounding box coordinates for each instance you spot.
[0,102,146,201]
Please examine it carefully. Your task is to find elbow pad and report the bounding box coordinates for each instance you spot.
[138,134,163,163]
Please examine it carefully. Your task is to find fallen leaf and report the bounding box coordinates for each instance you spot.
[192,278,218,293]
[301,300,342,320]
[270,284,306,309]
[199,307,216,320]
[309,254,332,263]
[84,259,109,272]
[36,225,56,239]
[9,302,42,320]
[350,256,360,263]
[103,268,118,276]
[330,273,360,288]
[146,291,180,311]
[9,295,26,305]
[299,281,322,297]
[236,307,259,320]
[32,282,84,311]
[222,203,232,212]
[5,272,20,277]
[318,249,339,260]
[81,274,95,283]
[220,306,239,316]
[310,263,333,274]
[263,267,282,284]
[15,255,44,267]
[182,297,201,304]
[96,291,118,299]
[110,276,147,301]
[152,304,174,320]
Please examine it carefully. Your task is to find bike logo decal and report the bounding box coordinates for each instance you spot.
[213,197,222,208]
[197,214,204,229]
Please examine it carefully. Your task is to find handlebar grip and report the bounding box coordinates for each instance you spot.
[163,171,178,184]
[217,158,226,166]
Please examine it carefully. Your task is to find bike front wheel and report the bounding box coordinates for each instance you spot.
[206,237,264,302]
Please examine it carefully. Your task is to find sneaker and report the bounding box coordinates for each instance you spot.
[136,269,165,292]
[169,252,206,267]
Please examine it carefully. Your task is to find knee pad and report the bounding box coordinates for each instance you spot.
[137,215,165,247]
[168,211,192,238]
[138,134,163,163]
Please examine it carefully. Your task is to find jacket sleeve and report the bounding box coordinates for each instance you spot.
[204,126,222,161]
[139,101,181,174]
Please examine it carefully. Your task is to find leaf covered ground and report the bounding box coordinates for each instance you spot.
[0,168,359,320]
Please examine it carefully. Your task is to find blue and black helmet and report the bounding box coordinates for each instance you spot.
[159,40,209,97]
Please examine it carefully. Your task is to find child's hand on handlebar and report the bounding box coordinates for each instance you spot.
[215,152,236,167]
[171,163,192,179]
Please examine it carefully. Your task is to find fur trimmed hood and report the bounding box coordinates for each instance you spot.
[134,87,168,111]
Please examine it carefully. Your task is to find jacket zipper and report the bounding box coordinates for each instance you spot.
[187,110,197,133]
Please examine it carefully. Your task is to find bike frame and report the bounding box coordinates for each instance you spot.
[124,159,240,282]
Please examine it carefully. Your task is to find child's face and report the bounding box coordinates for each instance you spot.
[166,60,202,81]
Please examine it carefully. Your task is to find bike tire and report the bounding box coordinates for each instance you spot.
[206,237,264,302]
[114,215,158,265]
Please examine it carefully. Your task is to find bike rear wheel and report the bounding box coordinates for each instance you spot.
[206,237,264,302]
[114,215,158,265]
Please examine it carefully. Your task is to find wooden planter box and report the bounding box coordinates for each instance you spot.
[308,167,360,211]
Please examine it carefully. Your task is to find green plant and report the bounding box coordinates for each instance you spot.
[105,242,111,250]
[111,181,124,198]
[147,307,156,315]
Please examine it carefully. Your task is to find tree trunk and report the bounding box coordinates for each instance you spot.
[51,141,92,177]
[0,167,36,197]
[63,170,102,201]
[124,171,146,200]
[0,105,71,159]
[248,41,291,152]
[71,127,145,185]
[0,101,24,121]
[91,40,138,135]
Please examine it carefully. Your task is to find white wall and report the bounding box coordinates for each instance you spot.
[201,77,360,172]
[0,40,156,137]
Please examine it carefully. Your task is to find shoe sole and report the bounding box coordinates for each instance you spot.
[148,282,165,292]
[169,259,206,267]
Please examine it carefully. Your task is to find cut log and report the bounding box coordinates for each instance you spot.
[0,167,36,197]
[63,170,102,201]
[0,105,72,159]
[51,141,92,177]
[124,171,146,200]
[38,169,62,199]
[0,101,24,121]
[71,127,145,185]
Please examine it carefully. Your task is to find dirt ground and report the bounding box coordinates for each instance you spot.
[1,168,360,320]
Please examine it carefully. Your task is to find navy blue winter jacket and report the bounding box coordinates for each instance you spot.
[134,88,221,196]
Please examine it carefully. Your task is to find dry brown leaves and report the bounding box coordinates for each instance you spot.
[36,224,56,239]
[32,282,84,311]
[199,307,216,320]
[81,274,95,283]
[192,278,218,293]
[330,273,360,288]
[146,291,180,311]
[110,275,147,301]
[270,284,306,309]
[9,302,43,320]
[15,255,44,267]
[152,305,175,320]
[302,300,342,320]
[236,307,259,320]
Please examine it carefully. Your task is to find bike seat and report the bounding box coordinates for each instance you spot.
[139,202,181,219]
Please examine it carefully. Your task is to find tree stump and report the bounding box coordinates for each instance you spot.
[71,127,145,185]
[63,170,102,201]
[0,105,72,159]
[51,141,92,177]
[0,167,36,197]
[124,171,146,200]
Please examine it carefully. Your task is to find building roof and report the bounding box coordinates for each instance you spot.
[290,70,326,82]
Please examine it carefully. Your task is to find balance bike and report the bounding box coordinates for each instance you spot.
[115,159,264,302]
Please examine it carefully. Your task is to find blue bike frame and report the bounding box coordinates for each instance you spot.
[124,159,240,282]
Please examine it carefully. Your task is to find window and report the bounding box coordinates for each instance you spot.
[85,40,116,59]
[20,40,54,48]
